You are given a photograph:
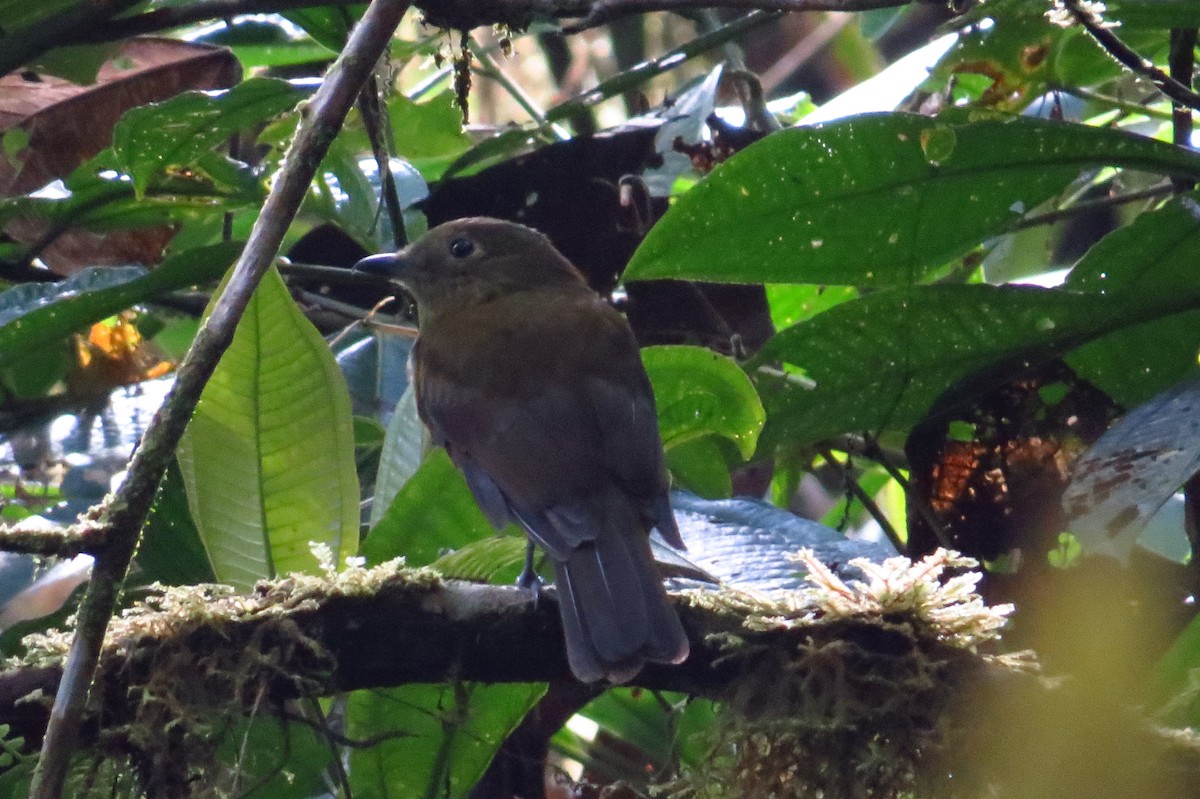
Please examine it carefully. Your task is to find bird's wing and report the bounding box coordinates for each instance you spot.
[413,292,681,557]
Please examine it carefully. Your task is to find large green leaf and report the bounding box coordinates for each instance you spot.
[112,77,305,196]
[756,283,1200,446]
[1065,192,1200,406]
[642,345,764,459]
[347,683,544,799]
[362,448,498,567]
[1106,0,1200,27]
[0,242,242,370]
[665,435,733,499]
[369,383,424,528]
[386,93,472,179]
[139,462,215,586]
[625,113,1200,286]
[178,266,359,590]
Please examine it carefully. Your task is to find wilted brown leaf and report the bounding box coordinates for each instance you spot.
[0,38,240,273]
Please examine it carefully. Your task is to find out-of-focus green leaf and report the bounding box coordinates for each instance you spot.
[766,284,858,330]
[0,0,76,30]
[756,283,1200,446]
[625,113,1200,286]
[1152,612,1200,724]
[139,462,215,585]
[643,345,764,459]
[386,93,472,179]
[1106,0,1200,27]
[554,689,701,786]
[363,448,499,567]
[216,716,332,799]
[178,266,359,590]
[0,243,241,371]
[27,43,120,84]
[1063,193,1200,406]
[283,6,366,52]
[347,683,544,799]
[432,536,530,583]
[665,435,733,499]
[112,77,306,196]
[369,383,425,528]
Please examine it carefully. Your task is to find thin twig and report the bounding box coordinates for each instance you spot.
[26,2,413,797]
[817,446,904,552]
[859,436,953,552]
[63,0,359,44]
[564,0,914,32]
[1168,28,1197,190]
[471,43,570,139]
[1053,84,1174,122]
[357,72,408,249]
[42,0,923,53]
[0,520,98,558]
[1062,0,1200,113]
[1013,184,1174,231]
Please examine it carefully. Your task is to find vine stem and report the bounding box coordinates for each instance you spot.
[26,1,412,796]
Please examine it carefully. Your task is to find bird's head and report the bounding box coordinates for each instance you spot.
[353,217,588,324]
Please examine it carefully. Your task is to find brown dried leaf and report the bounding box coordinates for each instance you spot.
[0,38,240,273]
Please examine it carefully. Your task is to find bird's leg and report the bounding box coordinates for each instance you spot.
[517,540,543,599]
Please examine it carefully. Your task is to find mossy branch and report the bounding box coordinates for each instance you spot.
[0,554,1011,750]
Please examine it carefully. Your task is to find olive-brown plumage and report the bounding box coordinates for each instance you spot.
[355,217,689,683]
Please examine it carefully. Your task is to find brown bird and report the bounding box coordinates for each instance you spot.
[355,217,689,683]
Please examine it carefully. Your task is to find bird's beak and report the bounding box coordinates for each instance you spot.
[353,252,408,277]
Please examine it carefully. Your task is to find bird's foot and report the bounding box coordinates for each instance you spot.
[516,564,543,606]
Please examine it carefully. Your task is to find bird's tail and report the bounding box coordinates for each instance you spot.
[552,524,689,684]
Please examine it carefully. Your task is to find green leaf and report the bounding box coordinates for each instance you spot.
[386,93,472,179]
[363,448,497,567]
[347,683,544,799]
[756,283,1200,446]
[0,243,242,372]
[1065,192,1200,406]
[139,462,216,585]
[215,716,332,799]
[26,43,120,84]
[112,77,305,196]
[1152,613,1200,723]
[369,383,426,529]
[0,0,74,29]
[431,536,530,583]
[766,284,858,330]
[178,266,359,590]
[625,113,1200,286]
[642,345,764,459]
[665,435,733,499]
[554,689,700,784]
[1106,0,1200,27]
[283,6,366,52]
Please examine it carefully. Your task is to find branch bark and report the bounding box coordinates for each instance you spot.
[53,0,921,49]
[1063,0,1200,113]
[0,520,99,559]
[26,1,413,796]
[0,571,998,749]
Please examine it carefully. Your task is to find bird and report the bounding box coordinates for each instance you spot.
[355,217,689,683]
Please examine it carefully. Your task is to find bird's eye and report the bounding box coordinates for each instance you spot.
[449,237,475,258]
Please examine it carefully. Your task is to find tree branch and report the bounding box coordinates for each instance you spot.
[26,2,413,797]
[1062,0,1200,113]
[54,0,922,49]
[0,562,1012,750]
[0,519,99,558]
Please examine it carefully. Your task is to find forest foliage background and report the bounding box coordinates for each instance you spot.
[0,0,1197,796]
